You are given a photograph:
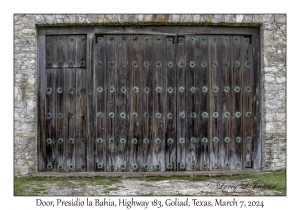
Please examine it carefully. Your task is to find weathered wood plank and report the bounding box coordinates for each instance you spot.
[152,35,166,171]
[185,35,196,171]
[165,35,176,172]
[242,36,254,169]
[38,34,46,171]
[106,34,117,172]
[198,35,210,171]
[252,34,261,170]
[176,35,186,171]
[114,35,128,171]
[208,35,221,170]
[95,35,107,172]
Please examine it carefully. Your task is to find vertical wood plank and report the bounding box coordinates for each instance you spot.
[106,35,116,171]
[198,35,210,171]
[86,33,95,171]
[176,35,186,171]
[208,35,222,170]
[185,35,196,171]
[252,34,261,170]
[95,35,107,171]
[242,36,254,169]
[38,34,46,171]
[114,35,128,171]
[165,35,176,171]
[152,35,166,171]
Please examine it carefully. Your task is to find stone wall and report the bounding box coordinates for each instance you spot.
[14,14,286,176]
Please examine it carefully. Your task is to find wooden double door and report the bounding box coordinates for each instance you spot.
[37,27,261,172]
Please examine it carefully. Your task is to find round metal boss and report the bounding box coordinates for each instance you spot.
[57,87,63,93]
[213,86,219,92]
[168,61,173,68]
[97,87,103,93]
[120,112,126,118]
[109,86,115,92]
[202,137,208,143]
[212,37,218,42]
[155,164,161,170]
[81,37,86,42]
[144,87,150,93]
[144,163,150,170]
[47,163,53,170]
[179,86,184,93]
[121,36,126,42]
[143,138,149,144]
[246,112,252,117]
[46,87,52,94]
[133,36,138,42]
[46,138,52,144]
[144,61,150,68]
[57,113,64,119]
[80,61,85,67]
[46,113,52,119]
[223,86,230,92]
[58,138,64,144]
[167,113,173,119]
[132,112,138,118]
[167,138,174,145]
[133,61,138,67]
[236,162,241,168]
[190,137,197,143]
[167,37,173,43]
[179,138,185,144]
[120,164,126,170]
[68,113,75,119]
[191,112,197,118]
[97,112,103,118]
[132,163,138,170]
[143,112,149,118]
[202,86,208,92]
[97,37,103,42]
[58,61,63,67]
[224,112,230,118]
[109,138,114,144]
[97,61,102,67]
[69,87,75,94]
[58,36,63,43]
[167,163,173,169]
[120,138,126,144]
[156,61,162,67]
[225,162,230,167]
[213,137,219,143]
[201,36,207,42]
[167,87,173,94]
[202,163,208,169]
[121,87,126,93]
[191,163,196,169]
[213,61,218,68]
[46,62,52,67]
[81,138,86,144]
[245,61,251,67]
[108,61,114,67]
[178,61,184,68]
[46,37,52,43]
[58,164,63,170]
[109,112,114,118]
[245,86,251,92]
[68,61,73,67]
[109,164,114,170]
[155,138,161,144]
[244,37,250,43]
[213,112,219,118]
[156,87,162,93]
[202,112,208,118]
[201,61,207,67]
[223,36,229,43]
[234,86,240,92]
[236,136,242,143]
[155,113,162,118]
[180,112,185,118]
[246,136,252,142]
[178,37,184,43]
[190,37,196,43]
[235,61,240,67]
[180,163,185,169]
[133,86,139,92]
[224,137,230,143]
[121,61,127,67]
[131,138,137,144]
[97,163,103,169]
[235,112,241,118]
[190,87,196,93]
[97,138,103,143]
[69,138,75,144]
[155,37,161,42]
[144,36,150,43]
[80,88,86,94]
[223,61,229,67]
[234,37,240,43]
[190,61,195,68]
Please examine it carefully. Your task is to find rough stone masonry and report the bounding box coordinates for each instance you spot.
[14,14,286,177]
